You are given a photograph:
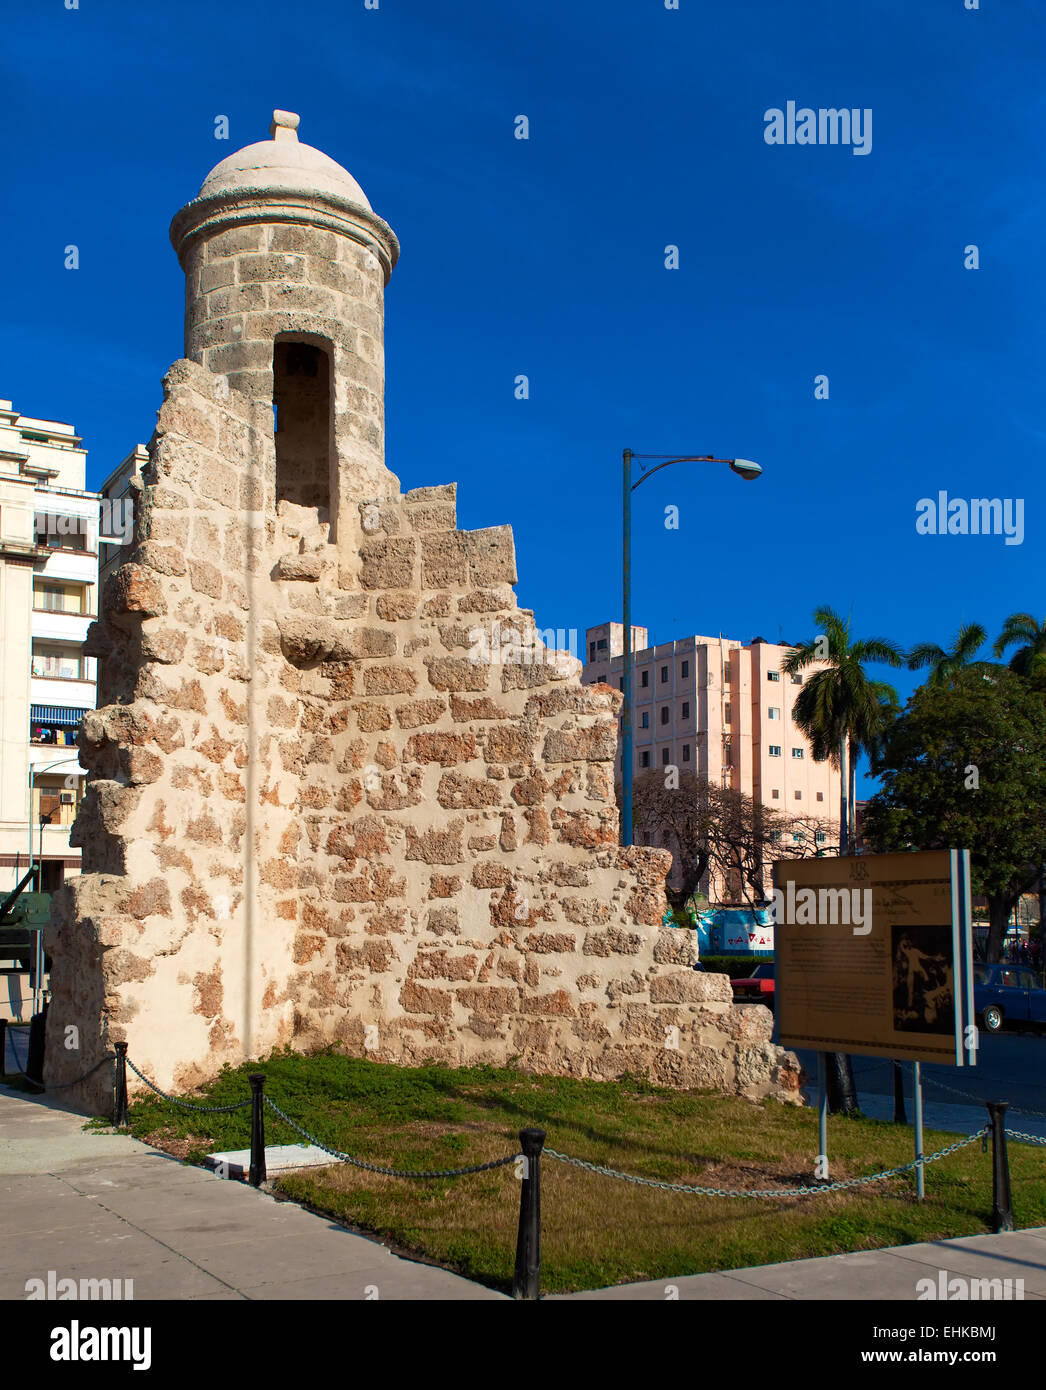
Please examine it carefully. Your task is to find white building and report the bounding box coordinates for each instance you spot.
[0,399,99,896]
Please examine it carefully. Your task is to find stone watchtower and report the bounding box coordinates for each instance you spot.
[44,112,800,1111]
[171,109,401,537]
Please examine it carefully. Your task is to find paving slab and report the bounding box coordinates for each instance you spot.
[0,1085,506,1301]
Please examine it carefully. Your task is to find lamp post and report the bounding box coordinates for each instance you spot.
[621,450,762,848]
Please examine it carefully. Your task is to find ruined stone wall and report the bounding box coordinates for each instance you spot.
[45,358,799,1111]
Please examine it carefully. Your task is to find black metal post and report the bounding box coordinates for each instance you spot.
[113,1041,128,1127]
[249,1073,267,1187]
[893,1061,906,1124]
[987,1101,1014,1233]
[511,1127,545,1300]
[0,1017,6,1080]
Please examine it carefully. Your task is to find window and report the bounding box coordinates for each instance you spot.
[640,670,649,688]
[767,671,780,682]
[974,966,991,986]
[724,703,731,724]
[618,677,624,691]
[792,747,804,759]
[682,744,691,762]
[768,745,781,757]
[661,748,670,765]
[589,642,597,660]
[793,831,805,844]
[597,638,608,650]
[771,789,780,799]
[791,674,802,685]
[640,712,649,728]
[681,660,689,678]
[769,829,782,843]
[31,643,83,680]
[34,513,89,552]
[660,707,670,725]
[639,751,650,769]
[274,339,333,517]
[723,742,733,768]
[34,581,86,614]
[681,701,690,719]
[723,664,732,682]
[816,791,824,802]
[660,665,668,682]
[768,707,780,720]
[794,790,802,800]
[815,830,826,844]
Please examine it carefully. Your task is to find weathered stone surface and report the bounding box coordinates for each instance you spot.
[44,119,800,1114]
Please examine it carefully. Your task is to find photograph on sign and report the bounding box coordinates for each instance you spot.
[771,849,975,1066]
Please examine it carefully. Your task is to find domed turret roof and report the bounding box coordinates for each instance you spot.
[197,110,372,209]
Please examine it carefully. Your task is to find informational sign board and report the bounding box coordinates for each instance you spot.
[772,849,976,1066]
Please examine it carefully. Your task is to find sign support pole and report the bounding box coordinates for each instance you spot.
[817,1052,828,1182]
[913,1060,925,1199]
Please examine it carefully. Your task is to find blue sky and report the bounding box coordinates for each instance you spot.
[3,0,1043,792]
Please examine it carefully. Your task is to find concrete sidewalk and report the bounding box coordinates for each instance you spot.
[0,1085,504,1301]
[553,1229,1046,1299]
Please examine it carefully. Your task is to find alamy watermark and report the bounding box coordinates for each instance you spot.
[468,621,578,669]
[764,102,872,156]
[771,881,872,936]
[915,493,1024,546]
[917,1270,1022,1301]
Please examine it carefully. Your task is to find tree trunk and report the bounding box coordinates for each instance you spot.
[986,895,1013,963]
[826,735,858,1114]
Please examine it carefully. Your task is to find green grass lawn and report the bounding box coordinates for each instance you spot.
[120,1049,1045,1295]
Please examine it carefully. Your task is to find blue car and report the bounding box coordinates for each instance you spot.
[973,964,1046,1033]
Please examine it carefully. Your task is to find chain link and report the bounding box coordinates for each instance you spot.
[544,1129,988,1198]
[262,1095,520,1179]
[125,1056,252,1113]
[1004,1128,1046,1147]
[4,1026,115,1091]
[922,1072,1046,1121]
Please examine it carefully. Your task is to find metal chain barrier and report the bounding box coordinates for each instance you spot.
[125,1056,252,1114]
[923,1072,1046,1121]
[1004,1129,1046,1148]
[262,1094,520,1179]
[4,1026,115,1092]
[545,1128,988,1198]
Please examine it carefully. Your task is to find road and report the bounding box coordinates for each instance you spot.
[790,1029,1046,1113]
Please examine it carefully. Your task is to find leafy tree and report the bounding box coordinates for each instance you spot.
[907,622,987,688]
[629,770,835,910]
[863,667,1046,961]
[993,612,1046,684]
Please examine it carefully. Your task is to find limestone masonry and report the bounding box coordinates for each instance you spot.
[44,112,800,1110]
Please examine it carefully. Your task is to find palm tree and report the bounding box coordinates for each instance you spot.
[993,612,1046,683]
[907,622,987,688]
[782,607,902,1117]
[783,606,903,853]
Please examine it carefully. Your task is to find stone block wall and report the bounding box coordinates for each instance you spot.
[44,358,800,1111]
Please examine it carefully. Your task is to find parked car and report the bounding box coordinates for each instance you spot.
[730,962,775,1010]
[973,963,1046,1033]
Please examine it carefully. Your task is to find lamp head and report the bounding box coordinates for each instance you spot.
[729,458,762,481]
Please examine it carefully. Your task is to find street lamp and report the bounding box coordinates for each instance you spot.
[621,450,762,847]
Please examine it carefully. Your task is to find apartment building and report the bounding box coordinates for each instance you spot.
[98,444,146,592]
[0,399,99,895]
[582,621,841,901]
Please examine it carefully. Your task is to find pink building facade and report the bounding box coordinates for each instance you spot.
[582,623,841,902]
